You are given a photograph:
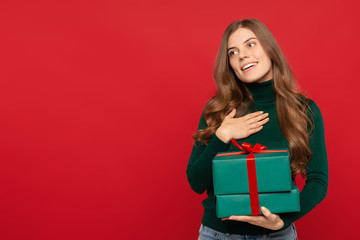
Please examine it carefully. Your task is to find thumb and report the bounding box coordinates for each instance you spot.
[261,206,274,220]
[226,108,236,119]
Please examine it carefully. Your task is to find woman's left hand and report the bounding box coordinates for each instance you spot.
[221,206,284,230]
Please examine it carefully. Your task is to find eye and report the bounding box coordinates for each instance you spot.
[228,50,238,57]
[248,42,255,47]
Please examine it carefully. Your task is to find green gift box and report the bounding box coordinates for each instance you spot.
[216,182,300,218]
[213,150,292,195]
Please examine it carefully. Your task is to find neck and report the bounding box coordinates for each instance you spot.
[244,78,276,103]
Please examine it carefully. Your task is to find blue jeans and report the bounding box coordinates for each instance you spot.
[198,223,297,240]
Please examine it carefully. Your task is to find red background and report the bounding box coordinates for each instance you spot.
[0,0,359,239]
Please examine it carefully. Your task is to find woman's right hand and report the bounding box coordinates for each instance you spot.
[215,109,269,143]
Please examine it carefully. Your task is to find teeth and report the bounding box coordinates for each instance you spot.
[242,63,257,70]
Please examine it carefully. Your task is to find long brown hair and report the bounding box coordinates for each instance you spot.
[193,18,313,178]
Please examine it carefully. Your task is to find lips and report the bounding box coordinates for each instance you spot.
[241,62,258,71]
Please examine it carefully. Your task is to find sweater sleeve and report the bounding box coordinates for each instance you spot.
[186,107,231,194]
[278,99,329,229]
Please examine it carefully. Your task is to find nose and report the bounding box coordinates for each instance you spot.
[239,48,249,61]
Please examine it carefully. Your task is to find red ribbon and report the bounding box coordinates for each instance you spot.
[216,140,289,216]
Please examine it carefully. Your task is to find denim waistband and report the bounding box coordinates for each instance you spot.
[198,223,297,240]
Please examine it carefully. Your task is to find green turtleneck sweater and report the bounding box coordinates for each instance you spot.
[186,79,328,235]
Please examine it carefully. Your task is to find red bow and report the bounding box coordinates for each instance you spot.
[216,140,288,216]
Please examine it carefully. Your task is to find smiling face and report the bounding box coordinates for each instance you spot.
[227,27,273,84]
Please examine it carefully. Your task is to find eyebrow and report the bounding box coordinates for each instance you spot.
[228,37,258,51]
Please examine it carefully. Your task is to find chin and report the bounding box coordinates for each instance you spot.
[235,64,273,83]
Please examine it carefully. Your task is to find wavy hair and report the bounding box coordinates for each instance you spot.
[193,18,313,178]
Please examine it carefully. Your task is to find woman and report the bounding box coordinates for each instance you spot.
[186,18,328,240]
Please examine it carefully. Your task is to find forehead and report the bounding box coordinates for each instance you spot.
[228,28,256,47]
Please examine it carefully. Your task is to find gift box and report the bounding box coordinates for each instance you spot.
[212,141,299,217]
[213,149,292,195]
[216,182,300,218]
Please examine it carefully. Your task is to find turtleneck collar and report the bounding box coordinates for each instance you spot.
[244,78,276,103]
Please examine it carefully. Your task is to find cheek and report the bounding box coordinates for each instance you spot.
[255,51,271,67]
[253,48,265,59]
[229,59,239,73]
[263,57,272,68]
